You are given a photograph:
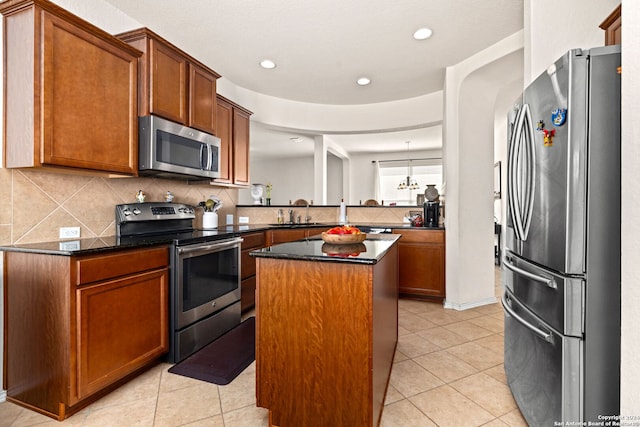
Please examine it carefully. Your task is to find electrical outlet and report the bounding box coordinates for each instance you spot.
[59,227,80,239]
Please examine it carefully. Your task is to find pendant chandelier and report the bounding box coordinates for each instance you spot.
[398,141,420,190]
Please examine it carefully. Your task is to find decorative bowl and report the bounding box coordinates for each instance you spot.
[320,232,366,244]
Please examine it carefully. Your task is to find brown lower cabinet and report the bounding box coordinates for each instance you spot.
[240,232,266,313]
[392,229,446,300]
[265,227,326,246]
[255,243,398,426]
[3,246,169,420]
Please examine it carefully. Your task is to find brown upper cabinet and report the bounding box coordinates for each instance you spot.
[214,95,253,187]
[600,4,621,46]
[0,0,141,175]
[116,27,221,135]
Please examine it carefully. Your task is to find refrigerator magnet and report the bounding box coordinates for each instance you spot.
[536,120,545,131]
[542,129,555,147]
[551,108,567,126]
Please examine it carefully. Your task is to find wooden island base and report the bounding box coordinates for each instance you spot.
[253,237,399,427]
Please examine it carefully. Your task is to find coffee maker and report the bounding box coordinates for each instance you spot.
[423,201,440,227]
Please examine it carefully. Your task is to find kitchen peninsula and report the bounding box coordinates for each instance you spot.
[250,234,399,427]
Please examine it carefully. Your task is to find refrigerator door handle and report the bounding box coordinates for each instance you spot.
[503,255,557,289]
[520,104,536,240]
[502,292,554,343]
[508,106,526,240]
[508,104,536,242]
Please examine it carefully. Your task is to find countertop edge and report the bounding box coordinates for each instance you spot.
[249,234,401,265]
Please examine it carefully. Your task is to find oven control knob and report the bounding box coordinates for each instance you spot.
[122,208,132,216]
[133,208,141,215]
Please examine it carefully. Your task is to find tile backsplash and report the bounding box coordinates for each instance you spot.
[0,168,238,245]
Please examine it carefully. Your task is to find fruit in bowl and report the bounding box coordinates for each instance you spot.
[321,225,366,244]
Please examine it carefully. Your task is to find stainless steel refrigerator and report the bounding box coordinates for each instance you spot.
[503,45,620,425]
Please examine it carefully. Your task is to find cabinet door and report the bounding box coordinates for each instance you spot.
[241,276,257,313]
[233,108,251,186]
[268,229,307,245]
[39,11,138,173]
[189,63,217,134]
[214,96,234,183]
[600,5,621,46]
[397,242,445,298]
[76,268,169,399]
[149,39,187,124]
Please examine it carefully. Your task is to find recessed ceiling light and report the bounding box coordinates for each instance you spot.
[357,77,371,86]
[413,27,433,40]
[260,59,276,69]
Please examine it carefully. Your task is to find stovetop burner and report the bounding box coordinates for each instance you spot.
[116,202,221,245]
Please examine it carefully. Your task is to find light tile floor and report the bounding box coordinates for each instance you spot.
[0,268,526,426]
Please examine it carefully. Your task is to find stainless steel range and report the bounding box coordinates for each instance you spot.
[116,202,242,363]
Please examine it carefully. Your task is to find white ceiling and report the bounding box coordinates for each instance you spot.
[103,0,523,157]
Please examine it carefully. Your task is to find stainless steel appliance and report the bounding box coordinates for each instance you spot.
[423,201,439,228]
[116,203,241,363]
[138,115,221,180]
[503,46,620,425]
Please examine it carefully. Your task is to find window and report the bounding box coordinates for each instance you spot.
[375,159,443,205]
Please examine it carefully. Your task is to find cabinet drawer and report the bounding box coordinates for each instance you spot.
[76,246,169,285]
[393,229,444,244]
[242,232,265,249]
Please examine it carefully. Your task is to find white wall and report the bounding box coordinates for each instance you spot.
[327,152,343,205]
[443,32,524,310]
[620,0,640,414]
[524,0,619,83]
[243,149,442,206]
[238,156,315,205]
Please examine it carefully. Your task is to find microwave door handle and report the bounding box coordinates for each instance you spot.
[502,292,554,343]
[206,145,213,171]
[503,256,557,289]
[199,145,206,170]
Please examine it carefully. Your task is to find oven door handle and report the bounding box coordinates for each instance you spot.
[177,237,243,256]
[502,292,554,344]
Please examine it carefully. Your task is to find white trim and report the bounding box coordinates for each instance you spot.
[0,390,6,403]
[443,296,498,311]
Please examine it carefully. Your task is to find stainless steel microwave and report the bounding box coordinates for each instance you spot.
[138,115,221,180]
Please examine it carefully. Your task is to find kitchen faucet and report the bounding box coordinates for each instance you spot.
[305,202,311,224]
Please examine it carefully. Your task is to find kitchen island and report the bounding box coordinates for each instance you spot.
[250,234,400,427]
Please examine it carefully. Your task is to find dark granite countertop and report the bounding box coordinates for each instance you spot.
[0,222,438,256]
[0,224,274,256]
[250,234,401,265]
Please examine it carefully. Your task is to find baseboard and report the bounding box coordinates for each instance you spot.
[0,389,6,403]
[444,296,498,311]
